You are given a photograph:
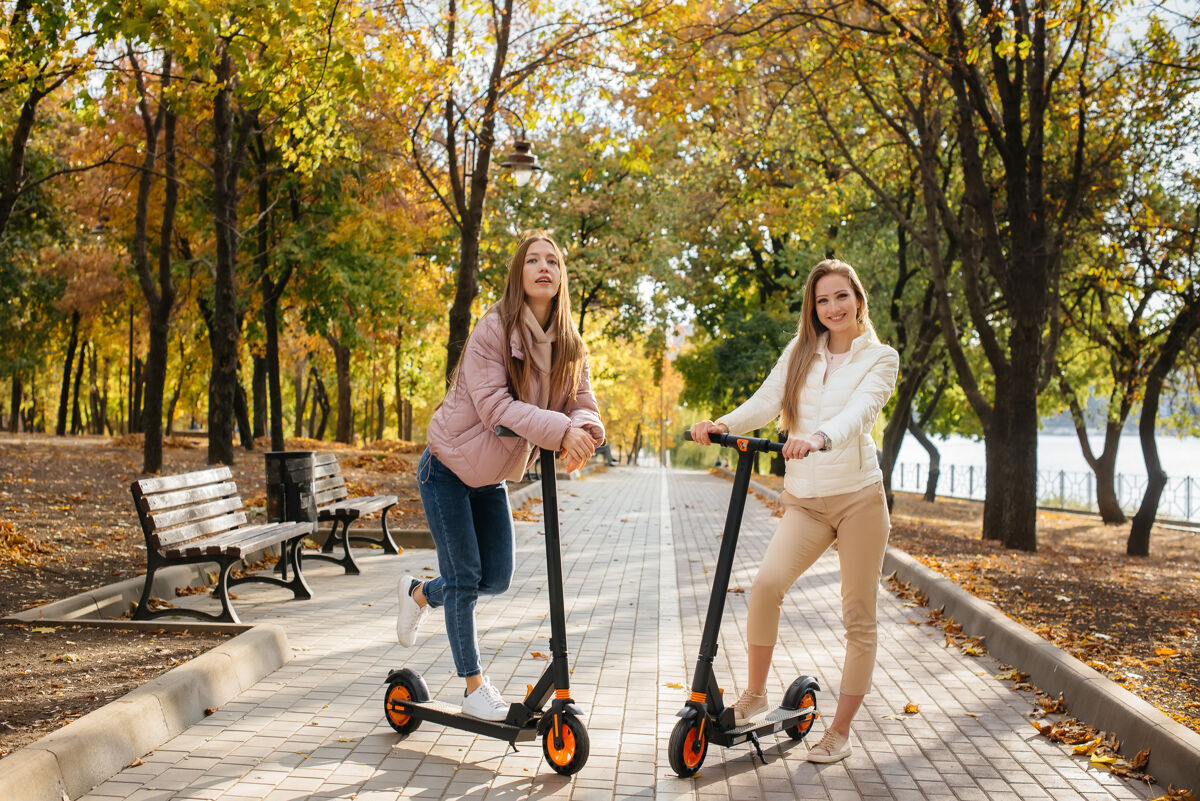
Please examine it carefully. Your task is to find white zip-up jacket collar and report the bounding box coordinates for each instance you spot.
[718,328,899,499]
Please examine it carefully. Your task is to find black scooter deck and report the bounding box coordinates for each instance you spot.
[388,698,540,742]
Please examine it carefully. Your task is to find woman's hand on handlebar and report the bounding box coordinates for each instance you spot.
[690,420,728,446]
[560,427,595,472]
[782,433,825,460]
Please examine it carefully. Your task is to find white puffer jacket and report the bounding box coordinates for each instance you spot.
[718,329,898,499]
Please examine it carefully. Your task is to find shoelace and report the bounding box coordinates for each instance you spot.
[478,682,506,709]
[812,729,843,753]
[732,690,765,715]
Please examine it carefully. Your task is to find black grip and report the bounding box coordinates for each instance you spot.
[684,429,785,454]
[494,425,519,438]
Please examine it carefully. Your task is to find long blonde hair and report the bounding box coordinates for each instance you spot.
[779,259,874,432]
[494,231,586,404]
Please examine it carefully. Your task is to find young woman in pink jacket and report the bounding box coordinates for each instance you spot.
[691,259,898,763]
[396,232,605,721]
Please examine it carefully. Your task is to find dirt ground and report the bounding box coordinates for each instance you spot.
[748,472,1200,740]
[0,433,429,756]
[1,435,1197,772]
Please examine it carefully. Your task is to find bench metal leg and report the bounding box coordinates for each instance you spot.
[346,507,400,555]
[303,519,361,575]
[234,536,314,600]
[133,556,244,624]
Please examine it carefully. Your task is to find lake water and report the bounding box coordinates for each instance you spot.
[894,431,1198,479]
[892,431,1200,521]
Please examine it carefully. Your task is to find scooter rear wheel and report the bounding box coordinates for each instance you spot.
[784,687,818,741]
[668,717,708,777]
[384,675,423,737]
[542,713,589,775]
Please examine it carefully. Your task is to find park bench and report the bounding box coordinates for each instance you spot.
[306,452,399,575]
[130,467,314,624]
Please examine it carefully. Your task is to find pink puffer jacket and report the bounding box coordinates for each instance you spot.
[426,310,605,488]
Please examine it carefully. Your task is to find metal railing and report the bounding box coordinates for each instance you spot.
[892,462,1200,524]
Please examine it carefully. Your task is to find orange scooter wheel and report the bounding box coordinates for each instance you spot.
[785,687,818,740]
[668,717,708,777]
[542,713,589,775]
[384,678,422,737]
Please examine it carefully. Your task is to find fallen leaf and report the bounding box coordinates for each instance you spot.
[30,626,57,634]
[1131,747,1150,769]
[903,703,919,715]
[529,652,548,659]
[664,682,685,689]
[1154,647,1178,657]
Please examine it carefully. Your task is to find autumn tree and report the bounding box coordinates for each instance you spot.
[386,0,661,383]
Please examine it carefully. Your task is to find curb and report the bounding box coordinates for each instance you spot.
[0,623,290,801]
[742,473,1200,792]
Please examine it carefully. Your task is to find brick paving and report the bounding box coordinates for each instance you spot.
[79,466,1157,800]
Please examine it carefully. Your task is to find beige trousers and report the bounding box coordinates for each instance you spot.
[747,481,890,696]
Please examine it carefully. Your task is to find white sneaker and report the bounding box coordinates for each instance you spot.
[461,677,509,721]
[396,575,429,647]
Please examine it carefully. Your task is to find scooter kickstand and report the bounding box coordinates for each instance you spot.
[748,732,767,765]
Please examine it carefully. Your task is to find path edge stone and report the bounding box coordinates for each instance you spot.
[0,622,290,801]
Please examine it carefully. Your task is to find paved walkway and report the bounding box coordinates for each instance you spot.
[81,467,1156,800]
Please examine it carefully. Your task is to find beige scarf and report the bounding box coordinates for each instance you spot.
[506,305,557,481]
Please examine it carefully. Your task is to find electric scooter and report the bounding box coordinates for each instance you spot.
[668,430,820,777]
[382,426,589,776]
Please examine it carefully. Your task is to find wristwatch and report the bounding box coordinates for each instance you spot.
[815,430,831,451]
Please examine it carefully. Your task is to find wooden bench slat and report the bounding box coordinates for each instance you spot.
[134,467,233,495]
[167,521,309,559]
[314,490,347,506]
[146,496,244,532]
[313,474,344,491]
[313,461,340,479]
[138,481,241,513]
[150,510,247,549]
[324,496,396,515]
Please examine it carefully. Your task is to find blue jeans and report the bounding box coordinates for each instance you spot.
[417,448,515,678]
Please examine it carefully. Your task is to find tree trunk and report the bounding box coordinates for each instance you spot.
[206,41,244,466]
[375,393,385,441]
[1092,440,1124,523]
[131,357,144,435]
[251,354,267,439]
[70,339,86,434]
[234,380,253,450]
[310,370,331,440]
[1129,298,1200,555]
[56,309,81,435]
[294,364,308,438]
[906,417,941,502]
[8,375,20,433]
[328,335,353,444]
[446,223,481,383]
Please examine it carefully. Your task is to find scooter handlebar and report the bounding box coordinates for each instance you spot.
[684,429,785,454]
[494,425,519,438]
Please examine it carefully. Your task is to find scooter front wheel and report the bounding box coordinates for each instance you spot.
[668,716,708,777]
[542,713,589,775]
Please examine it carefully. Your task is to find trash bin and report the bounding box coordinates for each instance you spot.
[265,451,318,523]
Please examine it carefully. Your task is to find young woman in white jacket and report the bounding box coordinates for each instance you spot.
[691,258,898,764]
